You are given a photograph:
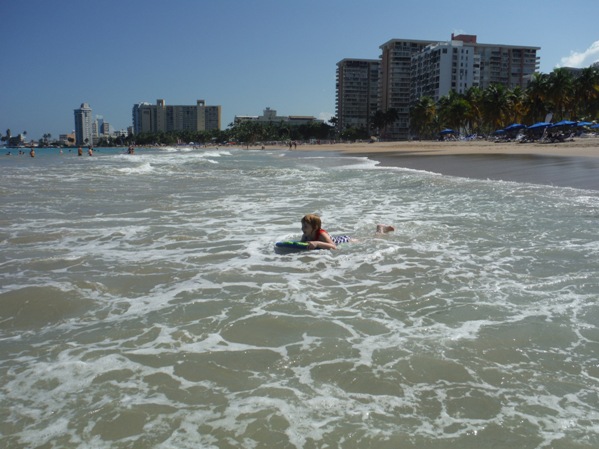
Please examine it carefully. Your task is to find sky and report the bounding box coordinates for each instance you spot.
[1,0,599,141]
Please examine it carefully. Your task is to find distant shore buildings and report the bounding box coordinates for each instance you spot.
[234,107,323,127]
[336,34,541,140]
[132,99,221,135]
[73,103,129,146]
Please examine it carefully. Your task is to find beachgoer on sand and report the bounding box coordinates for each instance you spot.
[300,213,394,250]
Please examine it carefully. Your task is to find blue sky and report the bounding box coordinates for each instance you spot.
[1,0,598,141]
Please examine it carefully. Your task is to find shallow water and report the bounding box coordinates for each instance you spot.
[1,146,598,448]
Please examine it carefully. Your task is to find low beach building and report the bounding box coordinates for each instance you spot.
[234,107,322,126]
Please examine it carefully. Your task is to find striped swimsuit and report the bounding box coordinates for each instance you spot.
[319,229,351,245]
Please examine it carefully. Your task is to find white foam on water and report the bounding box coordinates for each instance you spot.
[115,161,154,174]
[1,148,599,448]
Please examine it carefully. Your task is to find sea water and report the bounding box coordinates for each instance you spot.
[1,146,598,449]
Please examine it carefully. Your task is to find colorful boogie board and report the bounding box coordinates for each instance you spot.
[275,241,309,250]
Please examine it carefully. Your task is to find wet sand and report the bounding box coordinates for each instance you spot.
[299,138,599,190]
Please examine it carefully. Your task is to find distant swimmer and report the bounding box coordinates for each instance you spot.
[88,147,93,156]
[29,148,35,158]
[127,145,135,155]
[78,147,83,156]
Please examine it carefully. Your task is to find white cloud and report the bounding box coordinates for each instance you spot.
[559,40,599,68]
[319,112,334,122]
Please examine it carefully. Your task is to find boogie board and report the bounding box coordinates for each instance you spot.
[275,241,309,250]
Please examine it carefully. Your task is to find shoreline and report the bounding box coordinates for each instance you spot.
[292,137,599,190]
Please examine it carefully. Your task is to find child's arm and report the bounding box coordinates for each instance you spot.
[307,232,336,250]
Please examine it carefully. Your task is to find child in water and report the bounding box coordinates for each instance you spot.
[300,214,394,250]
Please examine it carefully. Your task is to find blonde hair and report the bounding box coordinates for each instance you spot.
[301,214,322,230]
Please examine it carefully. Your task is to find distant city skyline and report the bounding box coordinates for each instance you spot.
[2,0,599,141]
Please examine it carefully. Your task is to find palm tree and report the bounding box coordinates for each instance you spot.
[482,84,510,131]
[370,110,387,137]
[524,72,550,124]
[573,66,599,120]
[410,96,437,140]
[463,86,484,135]
[438,90,470,134]
[506,86,528,125]
[547,68,574,120]
[384,108,399,125]
[382,108,399,138]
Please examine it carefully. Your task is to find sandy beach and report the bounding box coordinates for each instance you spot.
[294,137,599,190]
[302,136,599,158]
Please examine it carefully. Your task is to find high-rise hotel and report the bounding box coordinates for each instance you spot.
[132,99,221,135]
[335,59,381,133]
[336,34,540,140]
[74,103,93,146]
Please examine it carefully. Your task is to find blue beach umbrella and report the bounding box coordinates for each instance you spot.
[550,120,577,127]
[576,121,593,127]
[504,123,525,131]
[439,128,456,135]
[527,122,551,129]
[590,123,599,129]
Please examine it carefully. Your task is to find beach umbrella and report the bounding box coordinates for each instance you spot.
[550,120,576,127]
[439,129,455,135]
[527,122,551,129]
[576,121,593,127]
[590,124,599,129]
[504,123,525,131]
[493,129,505,135]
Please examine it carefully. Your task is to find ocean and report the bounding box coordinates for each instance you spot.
[1,146,598,448]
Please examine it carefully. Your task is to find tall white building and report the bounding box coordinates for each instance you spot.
[411,40,478,103]
[74,103,93,146]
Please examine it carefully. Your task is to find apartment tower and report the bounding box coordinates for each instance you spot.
[132,99,222,134]
[335,58,380,135]
[411,40,478,103]
[378,39,436,140]
[74,103,93,146]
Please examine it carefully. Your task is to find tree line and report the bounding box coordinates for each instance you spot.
[131,120,335,146]
[409,66,599,139]
[3,120,336,149]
